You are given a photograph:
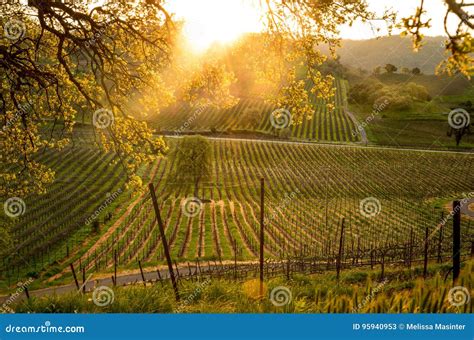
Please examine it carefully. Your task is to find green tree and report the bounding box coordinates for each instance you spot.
[172,136,211,198]
[384,64,398,74]
[182,63,237,109]
[412,67,422,75]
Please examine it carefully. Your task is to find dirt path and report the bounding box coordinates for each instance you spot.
[0,261,260,304]
[345,109,368,145]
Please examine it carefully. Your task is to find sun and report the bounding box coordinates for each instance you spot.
[169,0,262,52]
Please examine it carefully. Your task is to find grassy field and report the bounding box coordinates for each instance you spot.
[13,260,474,313]
[1,135,472,291]
[349,74,474,149]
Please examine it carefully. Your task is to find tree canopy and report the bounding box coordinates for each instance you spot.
[171,135,211,198]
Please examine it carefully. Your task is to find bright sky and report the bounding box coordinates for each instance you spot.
[167,0,454,51]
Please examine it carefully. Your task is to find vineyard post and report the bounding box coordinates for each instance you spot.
[187,262,193,282]
[423,227,429,279]
[174,261,180,280]
[149,183,180,302]
[370,249,374,269]
[138,260,146,287]
[437,212,444,263]
[70,263,80,291]
[114,250,117,287]
[336,218,345,281]
[259,178,265,296]
[356,237,361,264]
[82,267,86,293]
[234,239,237,280]
[23,285,30,300]
[156,267,163,287]
[196,258,202,276]
[408,228,414,269]
[380,251,385,280]
[453,200,461,282]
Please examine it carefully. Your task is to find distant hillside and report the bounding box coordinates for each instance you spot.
[374,73,472,97]
[331,36,446,75]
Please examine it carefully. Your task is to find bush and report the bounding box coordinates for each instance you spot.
[348,79,384,103]
[350,78,431,112]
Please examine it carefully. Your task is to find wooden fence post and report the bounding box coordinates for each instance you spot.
[408,227,413,269]
[82,267,86,293]
[187,262,193,282]
[259,178,265,296]
[149,183,180,301]
[114,250,117,287]
[156,267,163,287]
[24,285,30,300]
[423,227,429,279]
[196,258,202,276]
[70,263,80,291]
[138,260,146,287]
[370,249,374,269]
[336,218,345,281]
[380,251,385,280]
[453,200,461,282]
[234,240,237,280]
[437,212,444,263]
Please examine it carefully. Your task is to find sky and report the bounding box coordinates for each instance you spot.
[167,0,455,50]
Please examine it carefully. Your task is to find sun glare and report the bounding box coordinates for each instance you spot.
[169,0,262,52]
